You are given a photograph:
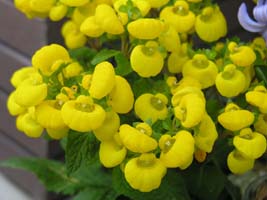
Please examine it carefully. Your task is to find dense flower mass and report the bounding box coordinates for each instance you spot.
[8,0,267,195]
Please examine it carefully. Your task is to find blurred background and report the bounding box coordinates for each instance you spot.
[0,0,258,199]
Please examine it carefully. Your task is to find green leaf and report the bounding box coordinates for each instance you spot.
[182,162,227,200]
[0,158,81,195]
[91,49,120,65]
[255,65,267,86]
[69,47,97,62]
[112,167,190,200]
[115,53,133,76]
[73,188,118,200]
[66,130,99,175]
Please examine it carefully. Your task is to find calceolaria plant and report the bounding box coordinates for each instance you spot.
[3,0,267,199]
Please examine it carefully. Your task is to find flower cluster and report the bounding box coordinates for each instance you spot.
[8,0,267,193]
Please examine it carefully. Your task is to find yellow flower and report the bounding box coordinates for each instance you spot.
[119,123,157,153]
[251,37,266,59]
[134,93,168,123]
[49,3,68,21]
[32,44,70,75]
[194,114,218,153]
[160,0,195,33]
[61,95,106,132]
[132,0,151,16]
[227,150,254,174]
[7,92,26,116]
[29,0,55,13]
[233,128,266,159]
[61,20,78,38]
[182,54,218,89]
[218,103,255,131]
[159,131,195,169]
[95,4,124,35]
[171,86,205,106]
[215,64,246,98]
[124,153,167,192]
[89,61,115,99]
[63,62,83,78]
[167,43,188,73]
[130,41,164,77]
[65,31,87,49]
[167,76,201,95]
[127,18,165,40]
[99,134,127,168]
[228,42,256,67]
[18,108,44,138]
[108,76,134,114]
[246,85,267,114]
[60,0,89,6]
[254,114,267,136]
[80,16,104,37]
[13,74,47,107]
[10,66,37,88]
[174,93,205,128]
[159,25,181,52]
[46,127,69,139]
[93,110,120,142]
[195,6,227,42]
[35,100,67,130]
[147,0,169,8]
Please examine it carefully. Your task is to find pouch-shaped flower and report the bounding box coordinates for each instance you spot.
[134,93,168,123]
[35,100,67,130]
[159,25,180,52]
[159,131,195,169]
[147,0,169,8]
[89,61,115,99]
[29,0,55,13]
[254,114,267,136]
[10,66,37,88]
[167,76,201,95]
[95,4,124,35]
[49,3,68,21]
[14,74,47,107]
[218,103,254,131]
[195,6,227,42]
[32,44,70,76]
[246,85,267,114]
[108,76,134,114]
[215,64,246,98]
[228,42,256,67]
[124,153,167,192]
[128,18,165,40]
[93,110,120,141]
[194,114,218,153]
[167,43,188,73]
[130,41,164,77]
[65,31,87,49]
[46,127,68,139]
[160,0,195,33]
[63,62,83,78]
[227,150,254,174]
[19,110,44,138]
[233,128,266,159]
[99,136,127,167]
[182,54,218,89]
[174,93,205,128]
[119,123,157,153]
[80,16,104,37]
[61,95,106,132]
[60,0,89,7]
[7,92,26,116]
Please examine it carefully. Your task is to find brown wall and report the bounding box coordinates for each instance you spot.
[0,0,48,199]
